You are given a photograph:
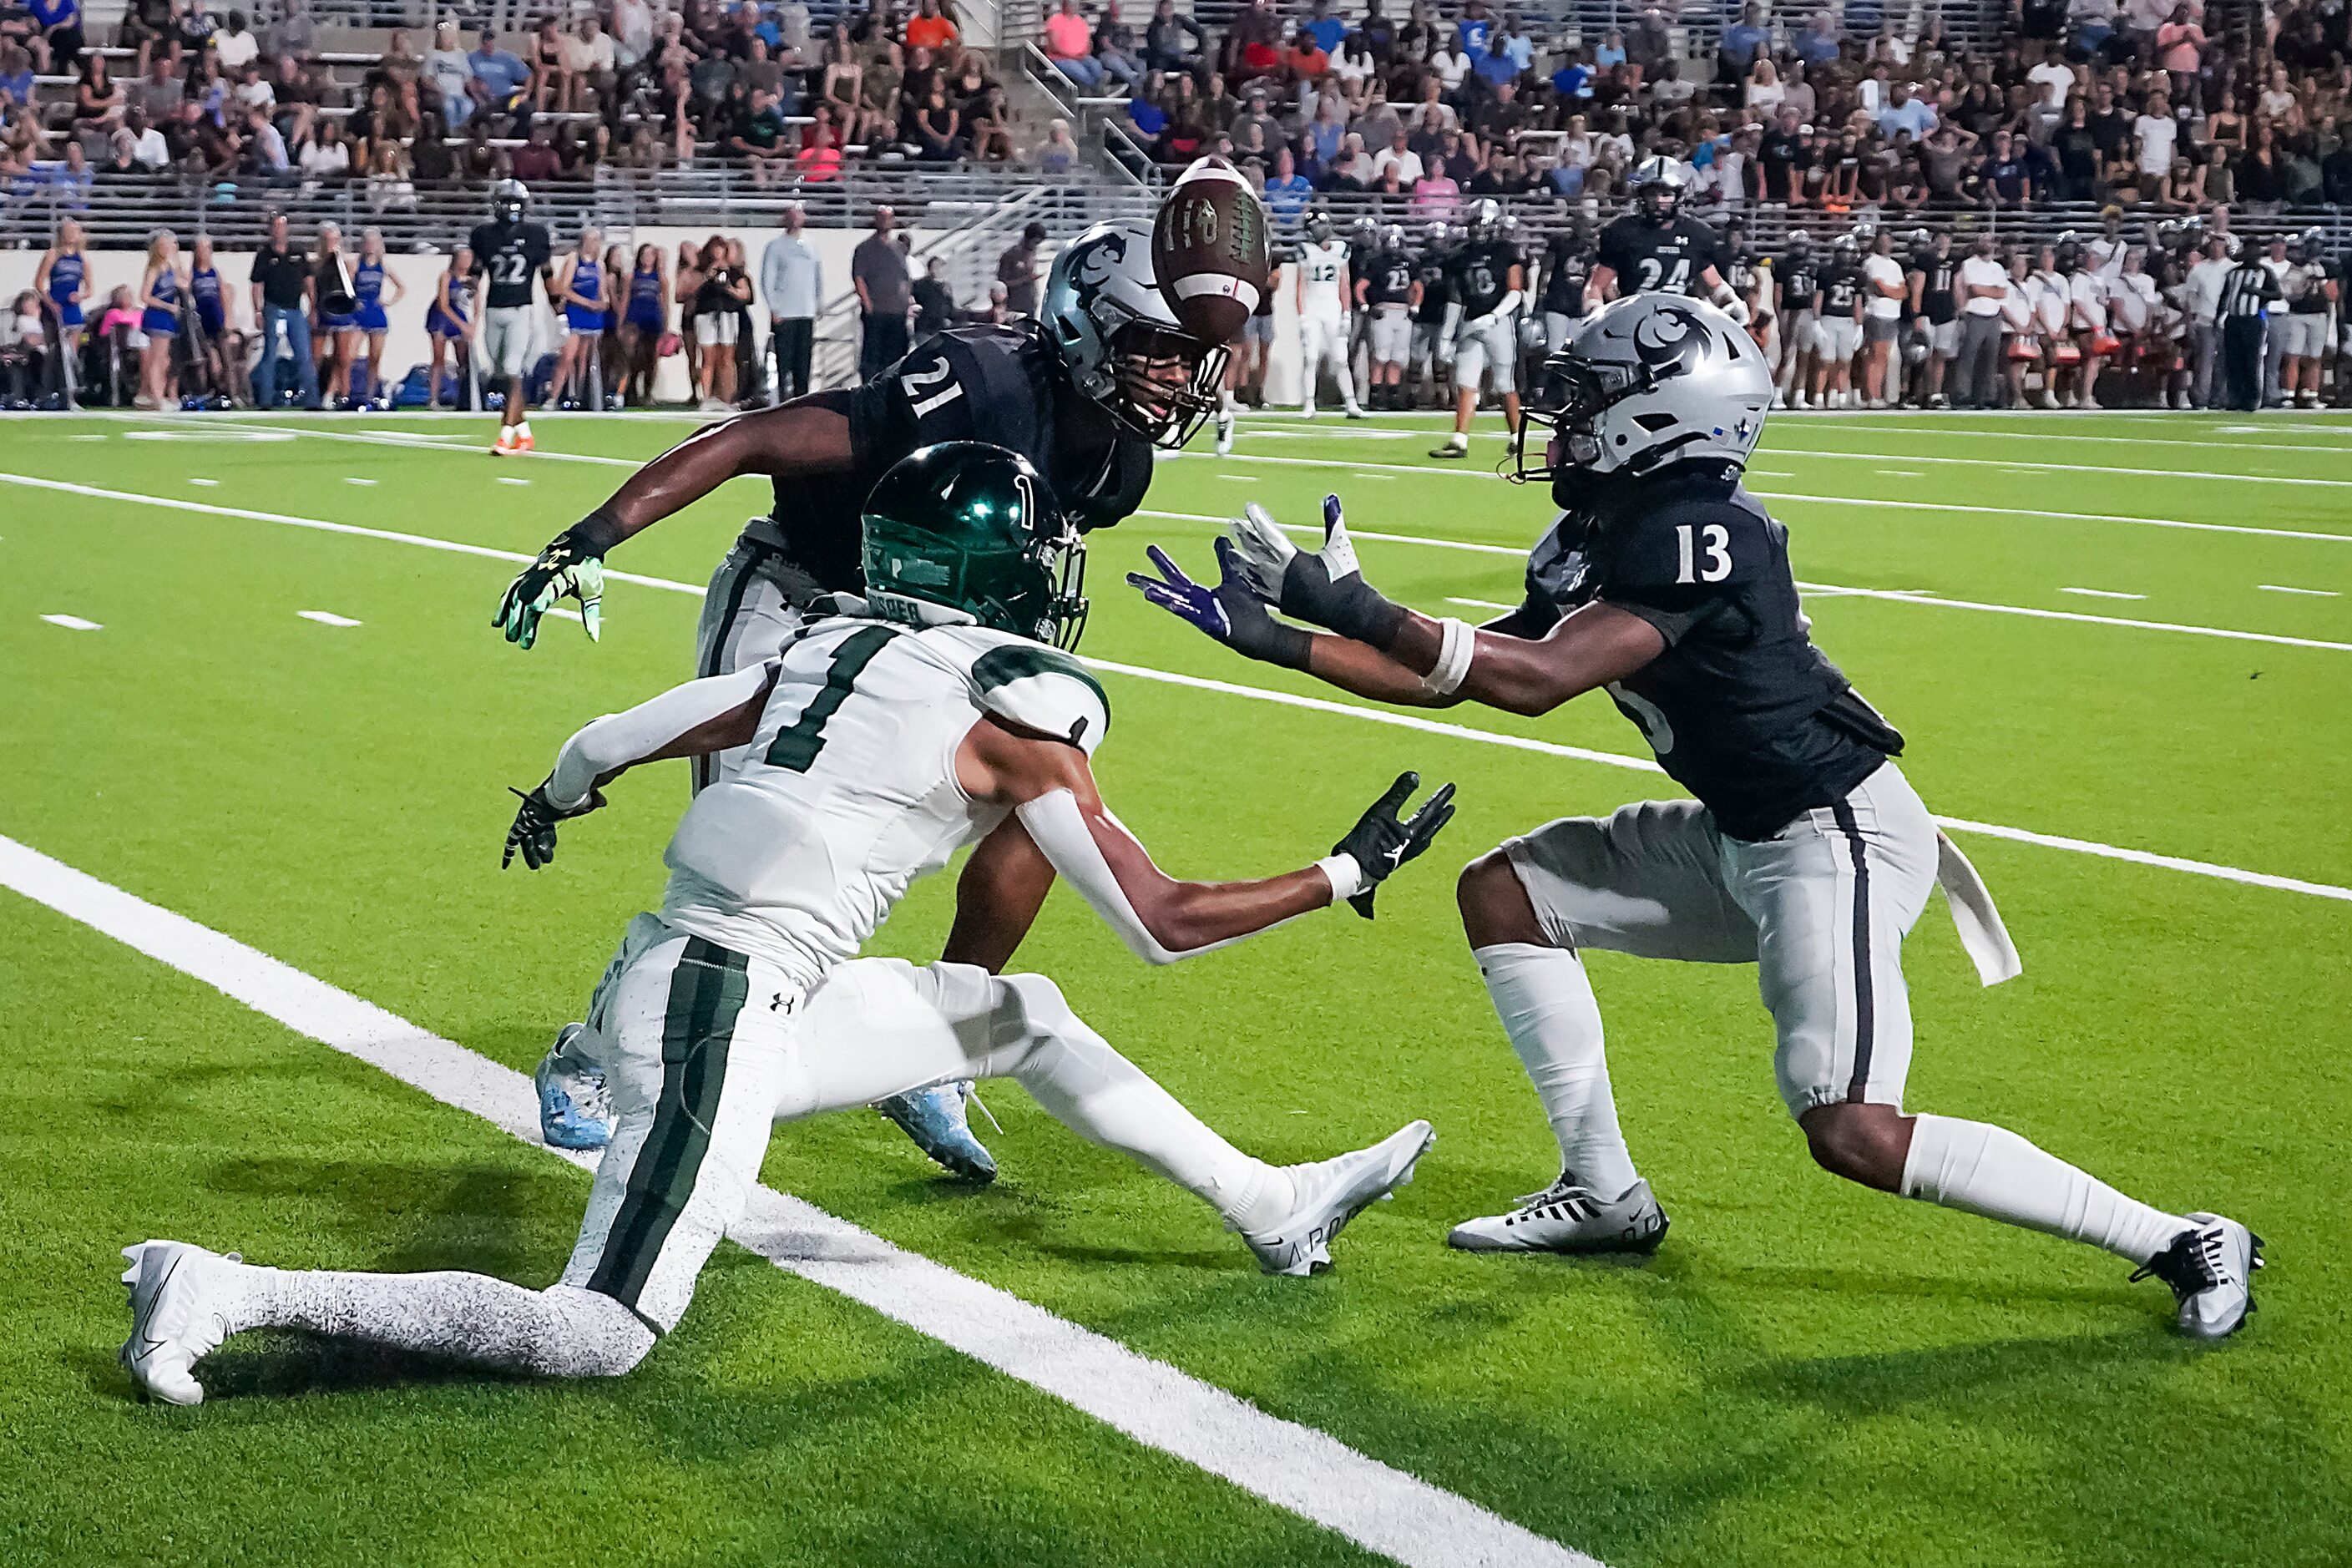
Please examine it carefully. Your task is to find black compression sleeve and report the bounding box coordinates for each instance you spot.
[565,508,625,557]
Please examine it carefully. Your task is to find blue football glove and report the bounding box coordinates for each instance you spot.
[1126,540,1313,669]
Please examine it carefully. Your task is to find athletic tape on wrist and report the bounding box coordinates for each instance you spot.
[1314,854,1365,904]
[1420,617,1476,697]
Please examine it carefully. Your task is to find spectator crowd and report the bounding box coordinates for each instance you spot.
[0,0,1075,194]
[1053,0,2352,220]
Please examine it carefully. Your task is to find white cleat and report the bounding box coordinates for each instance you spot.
[2132,1213,2263,1340]
[1213,411,1235,457]
[119,1240,242,1405]
[1447,1176,1669,1256]
[1242,1120,1434,1277]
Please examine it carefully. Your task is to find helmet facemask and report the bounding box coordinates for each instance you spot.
[1105,315,1227,449]
[1512,353,1665,486]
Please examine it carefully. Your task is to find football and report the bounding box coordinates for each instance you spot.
[1151,155,1271,346]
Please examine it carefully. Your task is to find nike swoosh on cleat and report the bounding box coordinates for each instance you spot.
[132,1253,180,1356]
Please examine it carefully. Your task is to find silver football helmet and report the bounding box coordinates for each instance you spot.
[490,178,529,224]
[1041,219,1227,449]
[1515,294,1770,486]
[1629,155,1690,219]
[1468,198,1503,239]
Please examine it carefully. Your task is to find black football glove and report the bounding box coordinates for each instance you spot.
[502,781,607,871]
[1226,495,1409,650]
[1331,770,1457,919]
[494,518,617,650]
[1126,539,1314,670]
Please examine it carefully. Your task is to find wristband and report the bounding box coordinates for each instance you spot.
[564,508,625,558]
[1420,617,1476,697]
[1314,854,1365,904]
[1327,578,1409,651]
[1237,612,1315,670]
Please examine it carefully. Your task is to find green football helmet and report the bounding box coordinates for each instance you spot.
[861,442,1089,650]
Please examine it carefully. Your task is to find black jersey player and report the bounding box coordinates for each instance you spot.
[1536,220,1595,355]
[1409,221,1456,407]
[1131,292,2259,1341]
[1357,225,1422,410]
[490,217,1228,1181]
[468,179,555,456]
[1429,200,1526,458]
[1773,229,1821,406]
[1586,158,1745,323]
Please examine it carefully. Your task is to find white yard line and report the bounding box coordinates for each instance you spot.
[298,610,362,627]
[2260,584,2339,597]
[40,613,101,630]
[11,473,2350,905]
[0,835,1589,1568]
[2060,588,2147,600]
[1783,419,2352,456]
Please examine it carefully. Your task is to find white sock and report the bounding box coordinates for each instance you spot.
[1474,943,1640,1198]
[1446,431,1469,449]
[513,419,531,439]
[1002,982,1295,1232]
[1900,1113,2187,1265]
[227,1265,654,1378]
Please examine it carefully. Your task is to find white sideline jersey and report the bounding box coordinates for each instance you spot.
[1298,240,1350,317]
[660,617,1109,992]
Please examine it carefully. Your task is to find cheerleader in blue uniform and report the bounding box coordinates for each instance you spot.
[425,244,473,409]
[187,235,246,406]
[135,229,186,410]
[616,241,668,406]
[550,225,604,408]
[34,219,89,395]
[351,227,407,407]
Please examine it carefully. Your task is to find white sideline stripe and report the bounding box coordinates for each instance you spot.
[298,609,362,627]
[13,474,2351,904]
[1176,446,2352,509]
[1131,508,2351,650]
[2261,584,2339,597]
[1784,420,2352,456]
[2061,588,2147,601]
[0,836,1591,1568]
[41,613,101,630]
[1736,447,2352,489]
[1751,490,2352,547]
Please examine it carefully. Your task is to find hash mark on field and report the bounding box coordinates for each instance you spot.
[1879,468,1925,478]
[189,478,220,487]
[496,476,531,486]
[39,614,100,630]
[0,836,1599,1568]
[2260,584,2339,597]
[298,610,362,627]
[345,477,378,487]
[1216,474,1259,483]
[2061,587,2147,600]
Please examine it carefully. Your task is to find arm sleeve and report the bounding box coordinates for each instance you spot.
[1015,789,1323,965]
[546,660,777,807]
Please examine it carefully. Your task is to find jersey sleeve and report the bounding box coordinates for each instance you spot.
[1596,495,1773,646]
[529,226,554,271]
[465,226,491,273]
[966,638,1110,755]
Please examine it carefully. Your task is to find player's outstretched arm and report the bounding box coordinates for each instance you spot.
[502,662,776,869]
[957,719,1454,958]
[1131,497,1662,716]
[493,399,856,649]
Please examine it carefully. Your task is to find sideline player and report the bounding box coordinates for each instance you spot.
[1409,221,1455,409]
[488,218,1232,1181]
[1773,229,1818,408]
[118,443,1452,1406]
[1584,158,1747,323]
[1295,210,1363,419]
[469,179,554,456]
[1429,200,1524,460]
[1536,218,1594,357]
[1809,232,1865,409]
[1358,225,1419,411]
[1908,229,1960,409]
[1132,295,2260,1342]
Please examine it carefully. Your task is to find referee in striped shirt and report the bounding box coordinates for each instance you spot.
[2214,247,2281,412]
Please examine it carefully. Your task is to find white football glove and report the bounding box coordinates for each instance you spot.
[1227,494,1362,608]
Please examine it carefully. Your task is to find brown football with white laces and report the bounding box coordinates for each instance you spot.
[1151,156,1271,346]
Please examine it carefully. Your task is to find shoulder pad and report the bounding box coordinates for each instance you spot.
[945,630,1111,755]
[1602,485,1773,592]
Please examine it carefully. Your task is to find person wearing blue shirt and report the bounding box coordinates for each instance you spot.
[1719,4,1770,76]
[1263,147,1313,220]
[1550,55,1591,98]
[468,31,532,123]
[1593,29,1626,68]
[1500,13,1532,70]
[28,0,83,69]
[1876,84,1935,141]
[1454,0,1491,57]
[1473,34,1517,87]
[1793,13,1841,66]
[1128,87,1167,139]
[1302,0,1344,53]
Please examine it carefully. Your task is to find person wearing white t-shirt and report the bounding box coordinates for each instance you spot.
[1952,236,2011,408]
[2026,246,2073,408]
[2000,251,2039,409]
[2134,101,2178,181]
[2107,249,2162,404]
[2026,46,2074,111]
[1860,230,1908,407]
[2064,251,2112,408]
[2183,236,2234,407]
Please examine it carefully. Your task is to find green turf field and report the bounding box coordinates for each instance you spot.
[2,407,2347,1567]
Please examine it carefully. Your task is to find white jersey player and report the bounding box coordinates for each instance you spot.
[1295,211,1363,418]
[119,444,1452,1406]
